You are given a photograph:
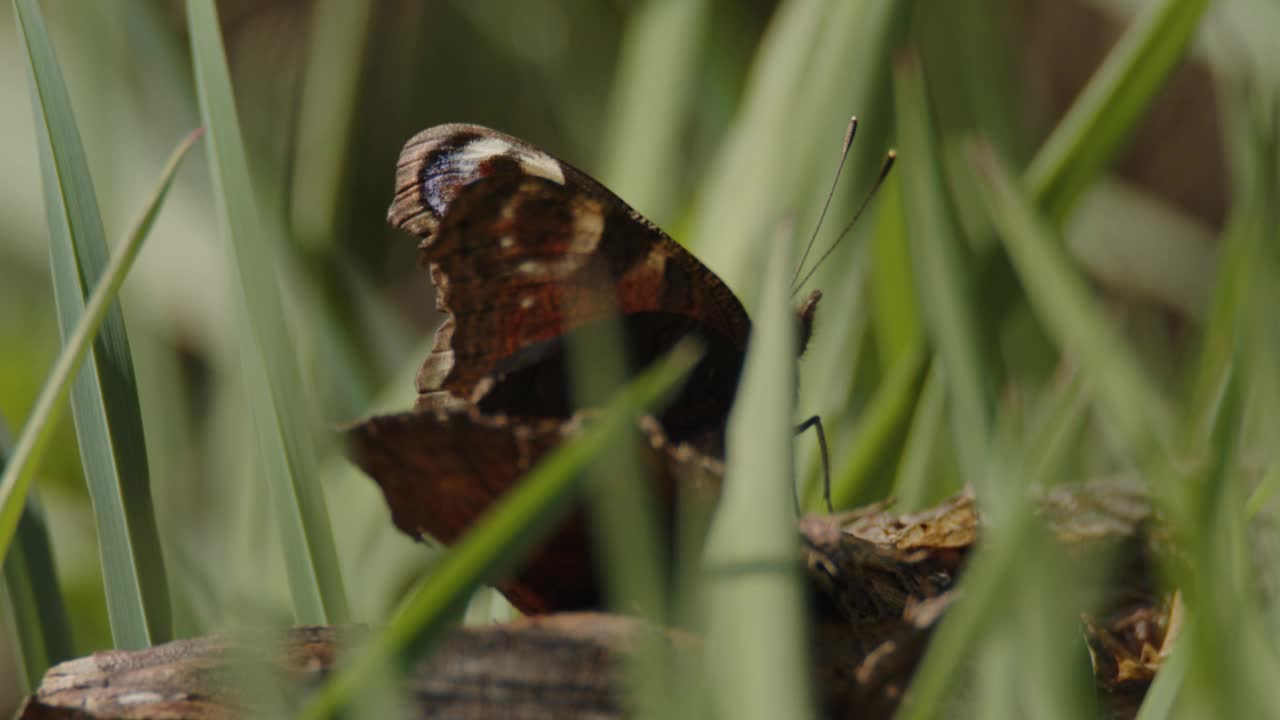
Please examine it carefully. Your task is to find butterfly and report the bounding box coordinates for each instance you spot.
[348,124,821,613]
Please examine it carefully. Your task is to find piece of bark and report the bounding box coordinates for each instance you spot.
[802,478,1165,719]
[22,481,1166,720]
[19,614,674,720]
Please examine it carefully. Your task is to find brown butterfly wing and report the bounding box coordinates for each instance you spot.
[347,409,722,614]
[348,408,591,613]
[388,125,752,430]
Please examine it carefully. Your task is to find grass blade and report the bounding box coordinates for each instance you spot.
[894,54,995,488]
[0,426,74,692]
[12,0,190,648]
[704,229,814,720]
[297,343,701,719]
[1024,0,1211,223]
[823,338,928,509]
[186,0,350,625]
[969,139,1171,463]
[688,0,908,293]
[599,0,713,224]
[1,494,73,692]
[0,126,202,566]
[289,0,375,252]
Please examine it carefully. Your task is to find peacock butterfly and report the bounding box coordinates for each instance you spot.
[348,124,821,613]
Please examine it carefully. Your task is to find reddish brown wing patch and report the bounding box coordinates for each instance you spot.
[387,125,752,412]
[347,410,722,614]
[418,175,752,405]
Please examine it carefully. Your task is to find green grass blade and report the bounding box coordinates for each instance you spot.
[1134,637,1187,720]
[870,171,922,369]
[12,0,192,648]
[1024,0,1211,223]
[297,343,701,720]
[564,312,675,718]
[823,338,928,509]
[0,426,74,692]
[969,139,1171,462]
[704,230,814,720]
[688,0,908,292]
[892,363,949,510]
[186,0,350,625]
[685,0,827,278]
[894,55,995,488]
[0,125,202,566]
[289,0,375,253]
[1,493,73,692]
[599,0,712,224]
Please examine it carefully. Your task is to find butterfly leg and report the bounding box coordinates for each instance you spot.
[794,415,832,513]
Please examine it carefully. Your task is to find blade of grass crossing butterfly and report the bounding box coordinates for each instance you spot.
[568,320,677,718]
[185,0,350,625]
[704,228,814,720]
[295,343,702,720]
[10,0,189,649]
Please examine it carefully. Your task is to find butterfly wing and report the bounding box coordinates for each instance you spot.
[346,409,722,614]
[388,125,753,431]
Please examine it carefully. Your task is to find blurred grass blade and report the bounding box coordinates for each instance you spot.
[689,0,908,293]
[894,54,994,489]
[13,0,187,649]
[290,0,374,251]
[1135,638,1188,719]
[600,0,712,224]
[704,229,814,720]
[1024,0,1211,223]
[297,344,701,720]
[686,0,826,281]
[870,171,922,369]
[186,0,350,625]
[823,338,928,509]
[1,497,73,692]
[892,363,948,510]
[566,315,678,719]
[1,426,73,693]
[969,139,1171,462]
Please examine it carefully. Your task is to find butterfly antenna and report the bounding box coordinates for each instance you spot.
[790,116,858,293]
[793,149,896,294]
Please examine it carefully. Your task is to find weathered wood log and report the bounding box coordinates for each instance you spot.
[19,613,668,720]
[21,481,1166,719]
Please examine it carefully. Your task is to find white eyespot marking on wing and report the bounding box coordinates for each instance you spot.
[520,295,536,310]
[518,151,566,185]
[454,136,565,185]
[458,137,514,168]
[500,235,516,249]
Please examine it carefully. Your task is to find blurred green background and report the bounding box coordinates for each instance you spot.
[1,0,1277,715]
